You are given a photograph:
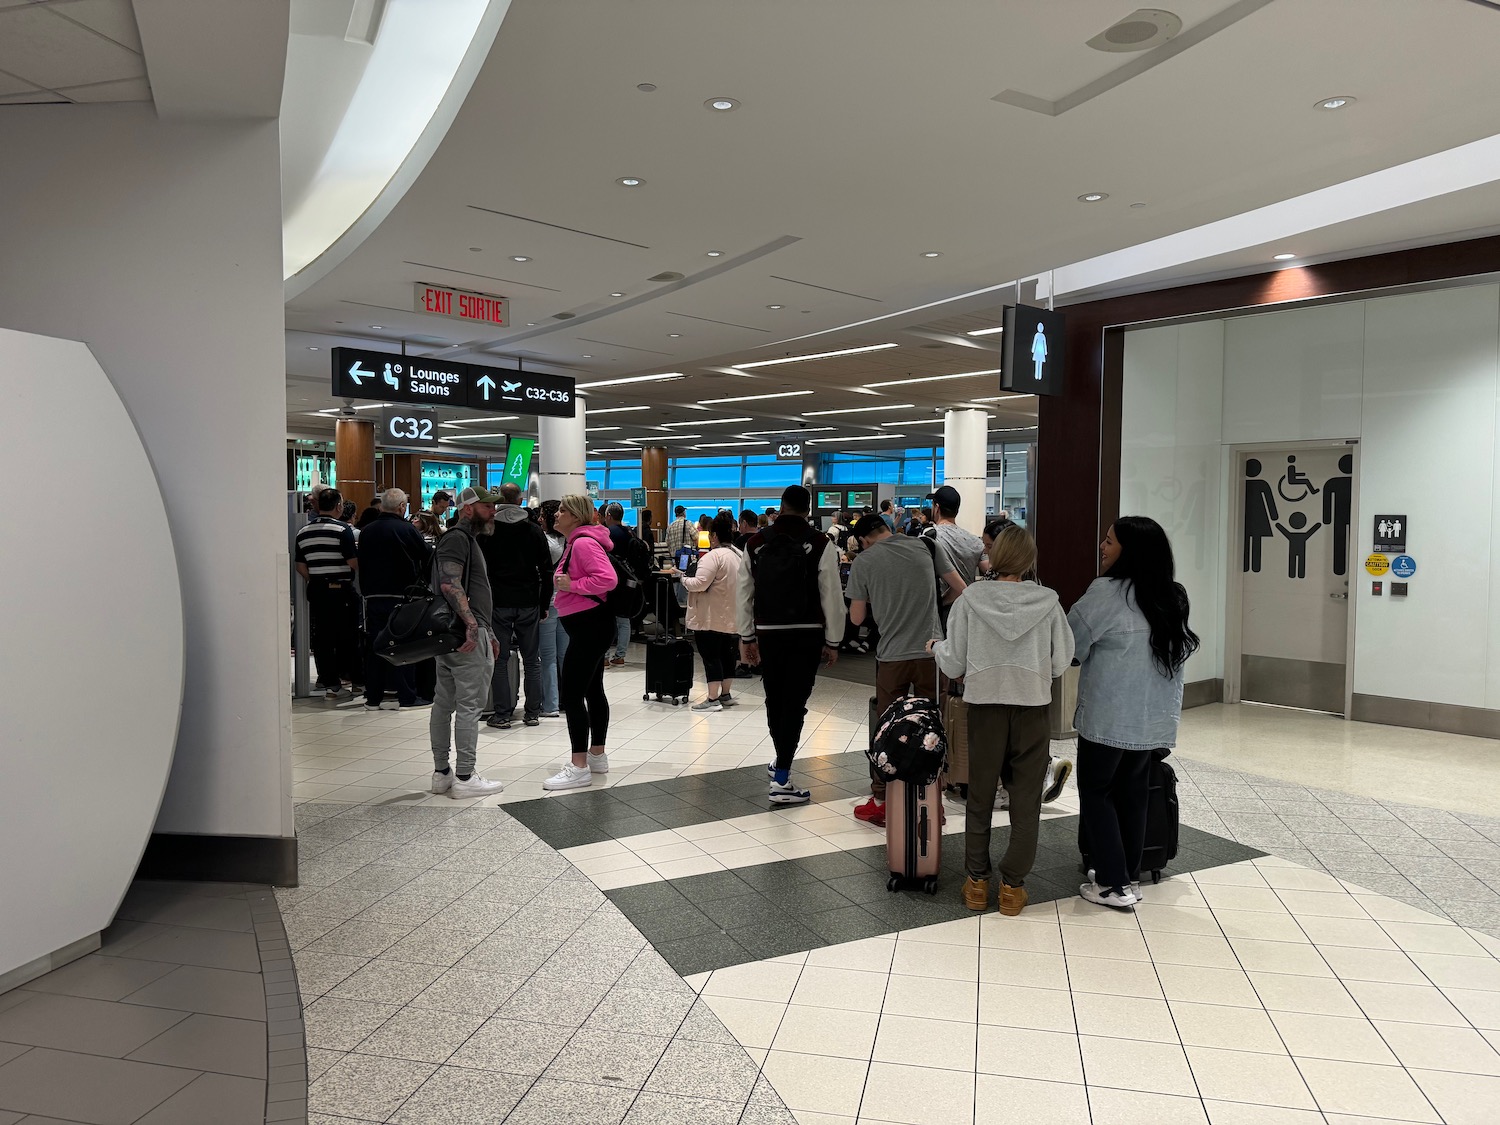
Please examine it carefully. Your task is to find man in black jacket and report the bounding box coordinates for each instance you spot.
[356,488,433,710]
[478,483,554,728]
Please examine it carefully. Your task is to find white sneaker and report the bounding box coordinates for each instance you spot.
[324,688,342,701]
[1079,882,1138,909]
[691,698,722,713]
[719,693,738,708]
[450,773,504,799]
[540,711,561,718]
[1088,868,1144,903]
[588,751,609,774]
[1043,757,1073,803]
[378,700,401,711]
[430,771,453,794]
[995,787,1010,810]
[544,763,592,791]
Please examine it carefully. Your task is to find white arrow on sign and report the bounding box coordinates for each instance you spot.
[347,361,368,385]
[476,374,496,401]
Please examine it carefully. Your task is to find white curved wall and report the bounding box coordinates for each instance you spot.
[0,329,184,980]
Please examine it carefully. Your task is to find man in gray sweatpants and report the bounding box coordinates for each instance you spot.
[429,487,505,800]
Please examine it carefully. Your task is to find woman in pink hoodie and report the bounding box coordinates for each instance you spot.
[544,494,619,791]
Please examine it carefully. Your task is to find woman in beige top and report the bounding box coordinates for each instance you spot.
[672,511,744,712]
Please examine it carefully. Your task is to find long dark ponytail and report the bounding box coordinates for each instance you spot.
[1105,516,1200,677]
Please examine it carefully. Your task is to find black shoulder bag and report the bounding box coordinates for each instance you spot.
[373,529,472,666]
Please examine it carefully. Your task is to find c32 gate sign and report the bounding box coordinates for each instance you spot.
[774,441,803,460]
[331,347,575,417]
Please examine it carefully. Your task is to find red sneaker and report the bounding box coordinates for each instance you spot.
[854,798,886,827]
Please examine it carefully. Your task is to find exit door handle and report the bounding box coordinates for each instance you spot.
[1329,593,1349,600]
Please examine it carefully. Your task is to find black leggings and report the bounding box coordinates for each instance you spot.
[561,604,615,756]
[1076,736,1154,892]
[694,630,739,684]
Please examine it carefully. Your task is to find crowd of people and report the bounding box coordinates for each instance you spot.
[296,477,1198,915]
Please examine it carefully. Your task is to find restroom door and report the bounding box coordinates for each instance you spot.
[1238,448,1352,714]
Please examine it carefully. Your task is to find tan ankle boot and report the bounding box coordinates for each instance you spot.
[998,882,1028,916]
[963,876,990,911]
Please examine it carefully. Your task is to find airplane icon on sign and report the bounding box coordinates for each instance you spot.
[501,379,521,394]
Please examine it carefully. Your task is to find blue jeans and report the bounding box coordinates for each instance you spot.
[539,609,568,714]
[613,615,631,660]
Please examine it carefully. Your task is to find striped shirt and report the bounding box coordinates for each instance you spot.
[295,517,357,580]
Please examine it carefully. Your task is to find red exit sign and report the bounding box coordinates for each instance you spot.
[413,283,509,327]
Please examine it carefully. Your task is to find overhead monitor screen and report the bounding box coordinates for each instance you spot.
[1000,304,1066,396]
[817,491,843,509]
[846,490,873,509]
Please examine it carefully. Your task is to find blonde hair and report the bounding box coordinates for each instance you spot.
[558,494,596,526]
[988,524,1038,579]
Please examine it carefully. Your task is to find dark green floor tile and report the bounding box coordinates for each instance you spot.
[631,904,721,944]
[655,932,750,977]
[730,919,827,962]
[673,870,757,905]
[698,895,777,930]
[607,883,692,913]
[803,906,893,944]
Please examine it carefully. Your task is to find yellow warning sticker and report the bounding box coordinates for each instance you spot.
[1365,553,1390,576]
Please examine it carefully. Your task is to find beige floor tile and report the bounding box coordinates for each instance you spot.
[1443,986,1500,1029]
[872,1013,977,1072]
[976,918,1064,954]
[900,917,981,947]
[1295,1057,1441,1122]
[977,983,1076,1033]
[1134,905,1222,937]
[1230,937,1334,977]
[790,965,889,1013]
[1408,951,1500,991]
[1409,1067,1500,1125]
[590,864,658,890]
[1212,908,1309,943]
[1380,919,1490,956]
[1268,1011,1396,1064]
[1316,945,1428,985]
[1072,993,1178,1043]
[881,973,978,1022]
[1293,915,1397,950]
[1205,1104,1324,1125]
[1372,1020,1500,1075]
[973,1074,1090,1124]
[1342,979,1468,1025]
[1060,925,1152,963]
[1248,972,1361,1017]
[698,995,786,1049]
[976,1025,1084,1083]
[1193,862,1269,888]
[1186,1046,1316,1110]
[701,960,802,1004]
[1081,1034,1196,1096]
[860,1060,976,1125]
[771,1004,879,1060]
[1170,1001,1284,1052]
[1197,885,1287,914]
[1349,893,1456,925]
[890,940,979,982]
[1064,955,1163,999]
[805,936,896,974]
[977,949,1069,991]
[1256,866,1348,894]
[1087,1087,1208,1124]
[1155,964,1261,1009]
[1144,930,1240,969]
[760,1049,868,1118]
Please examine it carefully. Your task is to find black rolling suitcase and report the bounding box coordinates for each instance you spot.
[644,575,694,705]
[1079,752,1180,884]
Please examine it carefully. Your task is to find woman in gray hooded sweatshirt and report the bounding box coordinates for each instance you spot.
[931,525,1073,917]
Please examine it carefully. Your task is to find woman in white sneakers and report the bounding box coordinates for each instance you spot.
[673,511,743,712]
[931,525,1073,917]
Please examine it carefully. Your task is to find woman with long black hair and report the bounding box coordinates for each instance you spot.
[1069,516,1199,909]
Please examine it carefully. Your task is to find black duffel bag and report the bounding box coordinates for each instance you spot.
[373,584,467,665]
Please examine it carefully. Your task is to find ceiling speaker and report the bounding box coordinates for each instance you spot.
[1087,8,1182,53]
[552,311,576,320]
[648,271,685,282]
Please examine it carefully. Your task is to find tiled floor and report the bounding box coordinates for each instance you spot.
[280,646,1500,1123]
[0,880,301,1125]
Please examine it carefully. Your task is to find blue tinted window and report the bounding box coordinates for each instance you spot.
[607,465,642,490]
[744,461,798,488]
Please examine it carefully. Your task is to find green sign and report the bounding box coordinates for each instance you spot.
[501,436,535,489]
[630,487,647,507]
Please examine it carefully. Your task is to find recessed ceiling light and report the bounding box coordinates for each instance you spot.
[370,324,384,329]
[668,333,681,338]
[706,250,724,257]
[661,417,751,427]
[307,346,319,350]
[469,246,482,252]
[808,433,905,445]
[740,427,835,437]
[966,326,1005,337]
[616,177,644,187]
[697,389,815,405]
[766,304,783,310]
[863,369,1001,389]
[1078,193,1108,203]
[585,405,651,415]
[577,372,685,390]
[585,426,619,432]
[733,342,900,370]
[581,355,593,359]
[511,255,531,262]
[693,441,752,450]
[1316,96,1355,110]
[636,83,657,92]
[525,322,537,326]
[921,251,942,258]
[802,403,915,417]
[1273,253,1297,261]
[705,97,739,111]
[610,292,625,297]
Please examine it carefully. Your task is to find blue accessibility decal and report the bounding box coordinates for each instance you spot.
[1391,555,1417,579]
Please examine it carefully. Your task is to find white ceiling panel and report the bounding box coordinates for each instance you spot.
[50,0,144,52]
[0,69,42,96]
[0,3,143,89]
[57,75,150,102]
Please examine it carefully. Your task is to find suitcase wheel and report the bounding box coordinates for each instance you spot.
[642,694,650,701]
[923,877,938,896]
[886,874,902,892]
[1151,869,1163,885]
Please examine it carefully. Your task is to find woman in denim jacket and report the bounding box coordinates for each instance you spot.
[1068,517,1199,909]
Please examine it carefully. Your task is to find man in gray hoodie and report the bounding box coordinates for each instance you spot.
[477,482,554,728]
[931,525,1073,916]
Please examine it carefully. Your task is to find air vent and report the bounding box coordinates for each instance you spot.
[553,312,577,320]
[648,271,685,283]
[1087,8,1181,52]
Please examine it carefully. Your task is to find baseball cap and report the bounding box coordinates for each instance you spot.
[852,513,888,540]
[455,486,500,508]
[925,485,962,511]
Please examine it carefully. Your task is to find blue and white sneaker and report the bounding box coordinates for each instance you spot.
[769,779,810,806]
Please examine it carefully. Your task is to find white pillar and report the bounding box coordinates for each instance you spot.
[539,401,587,500]
[943,408,988,534]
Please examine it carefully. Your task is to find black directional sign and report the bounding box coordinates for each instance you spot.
[331,347,576,417]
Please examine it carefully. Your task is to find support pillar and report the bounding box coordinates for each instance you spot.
[942,408,988,534]
[539,403,586,500]
[801,447,819,492]
[335,417,376,511]
[641,446,668,532]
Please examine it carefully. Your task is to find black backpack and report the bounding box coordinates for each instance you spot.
[618,533,655,589]
[750,522,828,626]
[564,538,645,620]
